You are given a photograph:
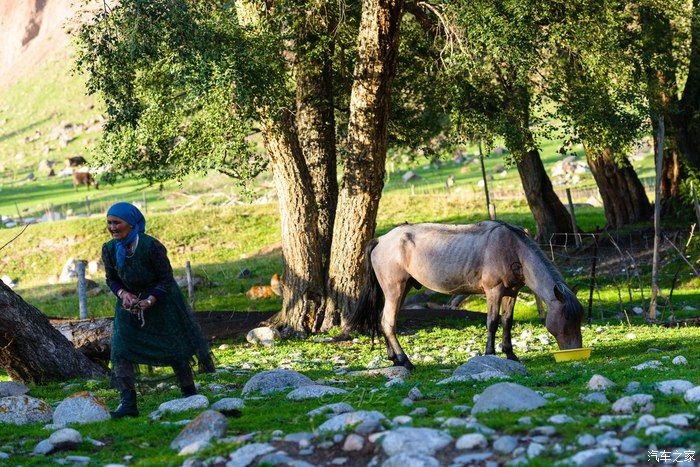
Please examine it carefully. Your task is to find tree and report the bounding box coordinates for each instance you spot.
[0,282,107,384]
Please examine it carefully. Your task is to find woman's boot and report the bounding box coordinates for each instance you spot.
[173,361,197,397]
[110,388,139,419]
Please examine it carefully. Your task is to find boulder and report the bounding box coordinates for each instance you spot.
[48,428,83,449]
[0,381,29,397]
[0,396,53,425]
[53,392,110,426]
[246,327,280,347]
[170,410,228,450]
[242,369,314,395]
[382,427,452,456]
[454,355,528,378]
[654,380,694,395]
[611,394,654,414]
[587,375,615,391]
[471,383,547,414]
[347,366,411,380]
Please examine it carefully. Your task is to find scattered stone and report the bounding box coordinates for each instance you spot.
[343,434,365,451]
[645,425,673,436]
[287,385,348,400]
[529,426,556,437]
[684,386,700,402]
[471,383,547,414]
[635,414,656,430]
[385,378,405,388]
[587,375,615,391]
[226,443,275,467]
[65,455,91,463]
[566,448,610,467]
[178,440,211,456]
[582,392,609,404]
[318,411,387,435]
[493,435,518,454]
[381,427,452,456]
[455,433,487,450]
[242,369,314,395]
[451,452,494,464]
[393,415,412,425]
[382,452,439,467]
[408,387,423,401]
[0,396,53,425]
[0,382,29,397]
[672,356,688,365]
[611,394,654,414]
[632,361,662,370]
[625,382,640,393]
[453,355,528,378]
[33,439,55,455]
[548,414,574,424]
[53,393,110,426]
[155,395,209,419]
[655,380,694,395]
[527,442,545,458]
[210,398,245,415]
[620,436,641,453]
[401,398,414,407]
[410,408,428,417]
[246,327,280,347]
[170,410,227,450]
[49,428,82,450]
[577,434,595,447]
[307,403,355,418]
[517,416,531,425]
[348,366,411,380]
[659,414,690,427]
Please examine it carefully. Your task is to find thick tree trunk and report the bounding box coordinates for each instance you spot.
[515,148,574,242]
[585,147,652,228]
[261,111,325,335]
[52,318,114,367]
[0,282,107,384]
[324,0,405,327]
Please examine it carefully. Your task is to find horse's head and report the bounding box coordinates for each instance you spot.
[545,284,583,350]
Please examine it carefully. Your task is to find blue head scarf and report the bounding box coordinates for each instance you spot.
[107,202,146,268]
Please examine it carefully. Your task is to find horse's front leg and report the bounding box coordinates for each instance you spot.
[484,287,504,355]
[501,295,518,361]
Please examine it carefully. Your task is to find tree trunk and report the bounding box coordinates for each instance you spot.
[324,0,405,327]
[585,147,652,228]
[0,282,107,384]
[261,111,325,335]
[52,318,114,367]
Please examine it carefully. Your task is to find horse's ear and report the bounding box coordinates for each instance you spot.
[553,285,565,302]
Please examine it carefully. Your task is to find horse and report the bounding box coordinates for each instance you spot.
[348,220,584,370]
[72,170,99,191]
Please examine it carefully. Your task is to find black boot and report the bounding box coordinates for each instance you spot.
[110,389,139,419]
[180,384,197,397]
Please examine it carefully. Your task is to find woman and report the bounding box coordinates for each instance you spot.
[102,202,214,419]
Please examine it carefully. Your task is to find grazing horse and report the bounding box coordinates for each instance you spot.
[349,221,584,370]
[72,170,99,190]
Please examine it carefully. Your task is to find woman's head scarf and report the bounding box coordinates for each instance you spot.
[107,202,146,268]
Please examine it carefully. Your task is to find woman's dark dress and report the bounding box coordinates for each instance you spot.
[102,234,212,368]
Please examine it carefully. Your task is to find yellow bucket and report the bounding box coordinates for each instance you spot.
[552,347,592,362]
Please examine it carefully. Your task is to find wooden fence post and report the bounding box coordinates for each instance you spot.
[565,188,580,247]
[649,116,665,321]
[478,140,494,220]
[77,260,88,319]
[185,261,195,311]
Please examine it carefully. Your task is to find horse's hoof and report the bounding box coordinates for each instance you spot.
[393,354,415,371]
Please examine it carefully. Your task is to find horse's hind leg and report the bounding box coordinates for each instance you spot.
[501,295,519,361]
[380,281,414,370]
[484,287,504,355]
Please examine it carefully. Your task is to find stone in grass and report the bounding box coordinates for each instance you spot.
[453,355,528,377]
[0,381,29,397]
[178,440,211,456]
[471,383,547,414]
[381,427,452,456]
[48,428,82,450]
[493,435,518,454]
[565,448,611,467]
[307,402,354,418]
[158,395,209,416]
[170,410,228,450]
[210,398,245,416]
[227,443,276,467]
[343,434,365,451]
[246,327,280,347]
[53,392,110,427]
[382,452,440,467]
[548,414,574,424]
[577,434,595,447]
[672,356,687,365]
[347,366,411,380]
[685,386,700,403]
[611,394,654,414]
[242,369,314,395]
[586,375,615,391]
[33,439,55,455]
[287,385,348,400]
[632,360,662,370]
[582,392,609,404]
[620,436,641,453]
[527,442,545,458]
[455,433,487,450]
[655,380,694,395]
[318,411,387,435]
[0,396,53,425]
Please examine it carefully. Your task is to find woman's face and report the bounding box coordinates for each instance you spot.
[107,215,133,241]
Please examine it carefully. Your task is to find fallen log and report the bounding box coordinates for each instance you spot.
[51,317,113,368]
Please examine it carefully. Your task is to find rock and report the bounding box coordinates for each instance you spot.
[401,398,413,407]
[611,394,654,414]
[635,414,656,430]
[58,258,80,284]
[582,392,609,404]
[655,380,694,395]
[307,403,355,418]
[347,366,411,380]
[178,440,211,456]
[455,433,487,450]
[566,448,610,467]
[407,387,423,401]
[672,356,688,365]
[156,395,209,417]
[453,355,528,378]
[625,382,640,393]
[410,408,428,417]
[548,414,574,424]
[33,439,55,455]
[226,443,275,467]
[210,398,245,415]
[529,426,556,437]
[684,386,700,402]
[0,396,53,425]
[246,327,280,347]
[402,171,421,183]
[632,306,643,315]
[0,381,29,397]
[632,360,662,370]
[659,414,690,427]
[527,442,545,458]
[242,369,314,395]
[385,378,405,388]
[65,455,91,463]
[587,375,615,391]
[493,435,518,454]
[318,411,387,434]
[382,453,439,467]
[471,383,547,414]
[645,425,673,436]
[577,434,595,447]
[381,427,452,456]
[392,415,412,425]
[170,410,227,450]
[620,436,641,453]
[287,385,348,400]
[452,452,494,464]
[343,434,365,451]
[49,428,82,449]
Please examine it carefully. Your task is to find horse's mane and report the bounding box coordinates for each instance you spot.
[494,221,583,321]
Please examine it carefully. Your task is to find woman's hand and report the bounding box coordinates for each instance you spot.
[120,291,138,309]
[137,295,156,310]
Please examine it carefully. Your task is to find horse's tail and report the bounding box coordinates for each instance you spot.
[348,238,383,339]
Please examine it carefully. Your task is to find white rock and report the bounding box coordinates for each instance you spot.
[382,452,439,467]
[33,439,55,455]
[577,434,596,447]
[48,428,82,448]
[582,392,609,404]
[287,385,348,400]
[245,327,280,347]
[587,375,615,391]
[210,398,245,412]
[635,414,656,430]
[242,369,314,395]
[307,402,355,418]
[619,436,641,453]
[226,443,275,467]
[493,435,518,454]
[672,356,688,365]
[407,387,423,401]
[683,386,700,403]
[455,433,487,450]
[178,440,211,456]
[658,414,689,427]
[645,425,673,436]
[611,394,654,414]
[318,411,387,434]
[53,393,110,427]
[342,434,364,451]
[0,396,53,425]
[157,395,209,415]
[566,448,610,466]
[527,442,545,458]
[655,380,694,395]
[472,383,546,414]
[385,378,405,388]
[548,414,574,424]
[381,427,452,456]
[0,381,29,397]
[632,361,662,370]
[392,415,412,425]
